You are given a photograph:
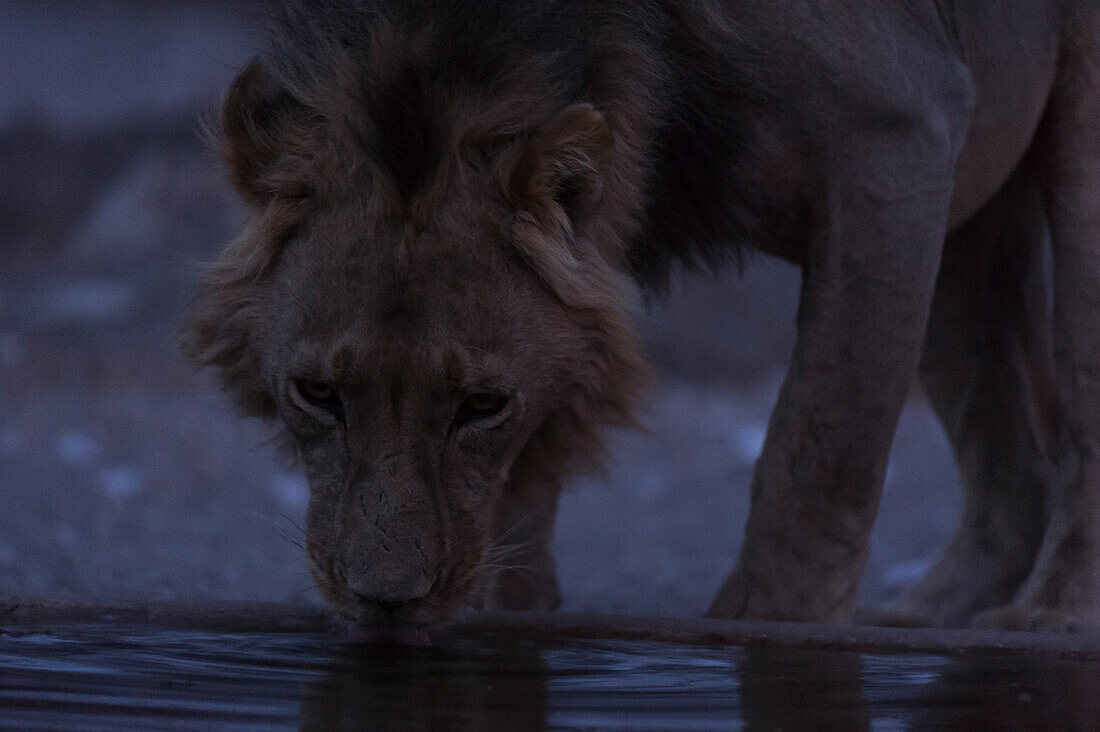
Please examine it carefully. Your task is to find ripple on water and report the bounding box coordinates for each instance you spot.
[1,625,1098,729]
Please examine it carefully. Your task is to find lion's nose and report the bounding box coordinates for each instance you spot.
[354,594,421,612]
[345,565,433,606]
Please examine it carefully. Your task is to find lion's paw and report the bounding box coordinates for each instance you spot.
[852,605,934,628]
[971,604,1098,633]
[705,572,750,619]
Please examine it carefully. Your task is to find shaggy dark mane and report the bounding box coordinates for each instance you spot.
[257,0,782,287]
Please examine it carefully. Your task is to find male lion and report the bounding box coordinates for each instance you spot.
[183,0,1100,635]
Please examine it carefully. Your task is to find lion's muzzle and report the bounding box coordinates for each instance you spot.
[338,481,442,607]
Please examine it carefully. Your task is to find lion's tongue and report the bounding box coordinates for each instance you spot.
[345,620,432,647]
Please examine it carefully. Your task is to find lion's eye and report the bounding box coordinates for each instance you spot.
[293,379,344,418]
[454,393,508,428]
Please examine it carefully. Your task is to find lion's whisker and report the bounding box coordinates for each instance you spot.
[282,534,306,551]
[492,506,541,546]
[249,511,314,556]
[482,539,533,566]
[250,510,307,550]
[479,563,535,574]
[276,512,307,537]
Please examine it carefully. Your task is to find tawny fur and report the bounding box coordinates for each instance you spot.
[183,0,1100,632]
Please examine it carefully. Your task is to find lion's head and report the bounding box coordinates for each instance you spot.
[181,39,649,632]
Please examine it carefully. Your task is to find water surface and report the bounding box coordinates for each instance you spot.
[3,624,1099,729]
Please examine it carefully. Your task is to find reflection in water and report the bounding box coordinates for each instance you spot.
[738,646,871,728]
[541,642,740,728]
[878,652,1100,728]
[301,641,549,728]
[2,624,1100,728]
[301,640,744,728]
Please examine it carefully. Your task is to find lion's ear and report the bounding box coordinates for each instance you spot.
[512,103,613,236]
[221,58,308,205]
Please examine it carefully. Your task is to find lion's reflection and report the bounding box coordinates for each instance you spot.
[300,635,1100,728]
[300,640,549,728]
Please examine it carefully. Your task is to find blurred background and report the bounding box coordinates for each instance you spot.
[0,1,961,616]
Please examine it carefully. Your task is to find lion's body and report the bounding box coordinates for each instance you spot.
[184,0,1100,632]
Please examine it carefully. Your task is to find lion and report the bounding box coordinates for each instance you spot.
[182,0,1100,636]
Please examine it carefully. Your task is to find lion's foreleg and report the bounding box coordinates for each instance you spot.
[708,109,967,622]
[876,165,1053,629]
[975,11,1100,632]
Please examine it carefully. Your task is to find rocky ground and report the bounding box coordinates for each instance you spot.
[0,1,961,616]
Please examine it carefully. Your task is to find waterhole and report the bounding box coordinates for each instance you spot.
[4,623,1100,728]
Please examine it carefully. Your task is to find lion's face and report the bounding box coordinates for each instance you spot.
[267,196,593,627]
[182,58,647,630]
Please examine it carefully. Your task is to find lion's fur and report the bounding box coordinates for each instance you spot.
[181,1,680,622]
[184,0,1100,631]
[182,4,773,492]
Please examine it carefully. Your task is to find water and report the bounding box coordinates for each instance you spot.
[2,624,1099,729]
